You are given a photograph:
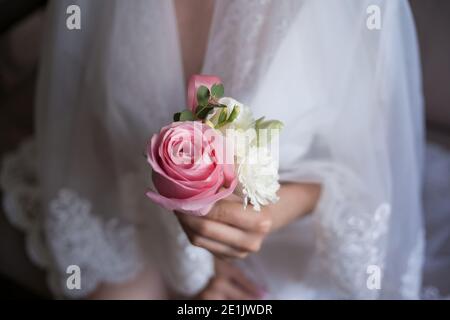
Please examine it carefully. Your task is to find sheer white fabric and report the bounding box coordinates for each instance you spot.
[0,0,434,298]
[205,0,425,299]
[422,143,450,299]
[0,140,143,298]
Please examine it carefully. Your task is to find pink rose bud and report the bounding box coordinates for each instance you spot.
[187,74,222,112]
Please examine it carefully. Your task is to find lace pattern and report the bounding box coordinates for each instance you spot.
[47,189,142,298]
[2,140,448,298]
[400,234,424,299]
[0,139,143,298]
[164,215,214,296]
[422,287,450,300]
[204,0,303,100]
[0,140,51,268]
[421,143,450,299]
[313,164,391,299]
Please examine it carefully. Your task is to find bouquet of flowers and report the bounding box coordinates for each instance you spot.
[145,75,283,216]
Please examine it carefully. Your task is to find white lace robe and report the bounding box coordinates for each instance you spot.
[0,0,431,299]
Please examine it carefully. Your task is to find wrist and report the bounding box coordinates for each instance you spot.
[267,183,322,231]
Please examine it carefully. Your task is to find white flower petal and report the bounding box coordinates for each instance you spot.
[237,146,280,211]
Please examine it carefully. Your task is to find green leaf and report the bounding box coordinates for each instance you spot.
[227,105,240,123]
[197,86,210,107]
[255,118,284,147]
[211,83,224,99]
[207,103,222,109]
[254,116,266,128]
[256,119,284,131]
[208,103,226,108]
[218,108,228,124]
[196,105,214,119]
[179,110,195,121]
[173,112,181,122]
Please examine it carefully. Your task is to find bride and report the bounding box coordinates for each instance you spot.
[1,0,428,299]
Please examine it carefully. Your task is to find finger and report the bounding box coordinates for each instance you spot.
[197,280,226,300]
[227,265,263,298]
[207,201,272,233]
[215,255,234,263]
[187,233,249,258]
[182,215,263,253]
[219,278,258,300]
[216,261,263,297]
[177,213,250,257]
[199,292,225,300]
[225,192,243,203]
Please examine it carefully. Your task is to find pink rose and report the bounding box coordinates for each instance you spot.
[146,121,237,216]
[187,74,222,112]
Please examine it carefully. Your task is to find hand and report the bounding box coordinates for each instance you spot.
[88,267,167,299]
[176,194,273,259]
[195,258,265,300]
[177,183,321,259]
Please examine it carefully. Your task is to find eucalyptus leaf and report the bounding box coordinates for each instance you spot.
[211,83,224,99]
[197,86,210,107]
[173,112,181,122]
[179,110,195,121]
[196,105,214,119]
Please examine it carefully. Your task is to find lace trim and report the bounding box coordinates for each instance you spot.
[313,164,391,299]
[422,287,450,300]
[205,0,302,100]
[400,234,424,299]
[421,143,450,300]
[0,139,142,298]
[47,189,143,298]
[154,206,214,296]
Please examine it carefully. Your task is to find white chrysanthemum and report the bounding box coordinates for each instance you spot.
[233,128,257,159]
[236,146,280,211]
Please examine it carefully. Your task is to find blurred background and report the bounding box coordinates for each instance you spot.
[0,0,449,299]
